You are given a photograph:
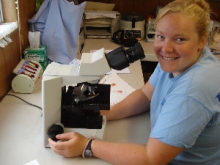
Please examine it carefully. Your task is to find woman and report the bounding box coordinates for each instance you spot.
[48,0,220,164]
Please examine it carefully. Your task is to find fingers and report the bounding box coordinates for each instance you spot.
[48,138,65,150]
[48,138,66,156]
[56,132,75,141]
[48,132,88,158]
[49,138,75,157]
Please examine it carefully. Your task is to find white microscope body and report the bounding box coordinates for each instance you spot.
[42,42,145,147]
[42,48,110,147]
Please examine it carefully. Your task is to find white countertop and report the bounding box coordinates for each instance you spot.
[0,39,150,165]
[0,80,149,165]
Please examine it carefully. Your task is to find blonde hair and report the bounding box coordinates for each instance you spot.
[155,0,211,38]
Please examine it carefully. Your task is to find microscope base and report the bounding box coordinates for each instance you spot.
[45,116,107,148]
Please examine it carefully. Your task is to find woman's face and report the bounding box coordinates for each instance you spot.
[154,12,206,77]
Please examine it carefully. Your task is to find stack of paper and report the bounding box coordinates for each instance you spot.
[84,10,120,19]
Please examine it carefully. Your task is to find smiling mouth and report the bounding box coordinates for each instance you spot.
[162,55,179,61]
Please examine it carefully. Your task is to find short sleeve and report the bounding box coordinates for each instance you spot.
[150,95,213,148]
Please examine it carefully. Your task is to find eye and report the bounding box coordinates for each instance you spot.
[176,38,185,42]
[156,35,164,40]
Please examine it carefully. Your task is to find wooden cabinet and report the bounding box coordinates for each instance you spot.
[78,0,220,21]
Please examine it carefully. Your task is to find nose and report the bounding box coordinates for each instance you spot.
[162,40,173,53]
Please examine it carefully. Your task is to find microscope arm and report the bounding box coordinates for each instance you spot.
[43,48,111,86]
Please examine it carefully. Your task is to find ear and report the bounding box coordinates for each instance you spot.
[198,34,208,50]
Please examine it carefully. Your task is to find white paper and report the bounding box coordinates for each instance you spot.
[84,10,120,19]
[99,73,135,106]
[69,58,81,67]
[24,159,40,165]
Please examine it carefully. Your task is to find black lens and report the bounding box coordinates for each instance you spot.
[105,42,145,70]
[125,42,145,63]
[105,46,130,70]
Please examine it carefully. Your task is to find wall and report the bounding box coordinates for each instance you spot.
[19,0,36,52]
[0,0,36,100]
[1,0,17,22]
[0,29,20,98]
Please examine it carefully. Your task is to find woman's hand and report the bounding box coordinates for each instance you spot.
[48,132,88,158]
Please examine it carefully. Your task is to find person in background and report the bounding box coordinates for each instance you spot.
[48,0,220,164]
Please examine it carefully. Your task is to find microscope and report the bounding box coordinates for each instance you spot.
[42,42,145,147]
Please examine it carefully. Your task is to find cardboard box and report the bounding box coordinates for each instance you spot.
[39,60,48,71]
[23,45,48,70]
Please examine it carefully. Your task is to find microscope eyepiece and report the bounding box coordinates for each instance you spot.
[105,42,145,70]
[125,42,145,63]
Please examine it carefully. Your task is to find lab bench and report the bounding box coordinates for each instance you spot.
[0,39,151,165]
